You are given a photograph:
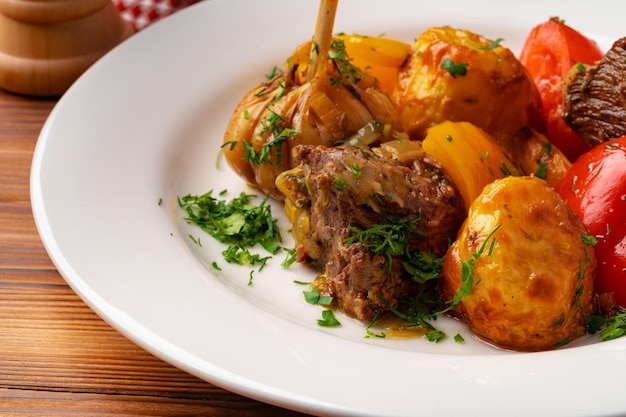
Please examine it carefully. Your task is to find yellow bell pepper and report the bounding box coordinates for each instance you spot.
[337,34,411,94]
[337,34,411,67]
[422,121,516,210]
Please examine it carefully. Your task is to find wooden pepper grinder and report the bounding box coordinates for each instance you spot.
[0,0,134,96]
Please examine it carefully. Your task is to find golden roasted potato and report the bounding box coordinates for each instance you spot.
[440,176,595,351]
[395,26,546,150]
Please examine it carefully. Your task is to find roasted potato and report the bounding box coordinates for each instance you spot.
[395,26,546,151]
[440,176,596,351]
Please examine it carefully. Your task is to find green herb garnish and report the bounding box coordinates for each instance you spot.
[425,330,445,343]
[586,309,626,341]
[440,57,468,78]
[440,224,501,314]
[318,309,341,327]
[281,247,297,268]
[329,39,362,85]
[350,163,362,177]
[178,191,283,273]
[575,62,585,73]
[243,109,299,167]
[479,37,504,51]
[333,175,348,190]
[365,328,386,338]
[303,287,333,306]
[582,234,597,247]
[534,162,548,179]
[345,216,443,283]
[265,66,281,79]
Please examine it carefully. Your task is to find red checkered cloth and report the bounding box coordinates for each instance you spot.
[114,0,203,31]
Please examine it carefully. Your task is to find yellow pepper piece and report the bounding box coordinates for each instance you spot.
[337,34,411,94]
[422,121,515,210]
[337,34,411,68]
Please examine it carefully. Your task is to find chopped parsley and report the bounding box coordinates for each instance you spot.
[440,57,468,78]
[586,308,626,341]
[402,251,444,284]
[479,37,504,51]
[188,234,202,247]
[178,190,294,279]
[281,247,297,268]
[555,337,570,348]
[265,66,281,80]
[318,309,341,327]
[350,162,362,177]
[534,162,548,179]
[333,175,348,190]
[328,39,362,85]
[365,328,386,338]
[440,224,501,314]
[582,234,597,247]
[345,221,415,259]
[425,330,446,343]
[303,287,334,306]
[344,216,443,283]
[241,108,299,167]
[270,77,288,104]
[534,142,553,179]
[233,77,300,168]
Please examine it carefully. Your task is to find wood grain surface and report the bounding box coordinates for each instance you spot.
[0,91,308,416]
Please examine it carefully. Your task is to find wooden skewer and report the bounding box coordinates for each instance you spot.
[307,0,339,82]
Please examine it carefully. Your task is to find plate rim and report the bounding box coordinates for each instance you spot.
[30,1,626,416]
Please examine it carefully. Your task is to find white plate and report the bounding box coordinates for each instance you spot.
[31,1,626,416]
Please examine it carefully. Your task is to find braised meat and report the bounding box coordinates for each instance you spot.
[563,37,626,147]
[281,144,464,321]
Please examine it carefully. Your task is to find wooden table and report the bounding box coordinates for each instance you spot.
[0,90,307,416]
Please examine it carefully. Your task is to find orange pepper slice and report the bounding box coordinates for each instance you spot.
[422,121,515,210]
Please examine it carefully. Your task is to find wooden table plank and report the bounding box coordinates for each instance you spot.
[2,390,292,416]
[0,91,308,416]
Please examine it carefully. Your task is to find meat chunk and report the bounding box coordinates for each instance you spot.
[563,37,626,146]
[280,144,464,321]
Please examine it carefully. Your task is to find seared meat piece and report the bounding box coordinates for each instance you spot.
[283,144,464,321]
[563,37,626,147]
